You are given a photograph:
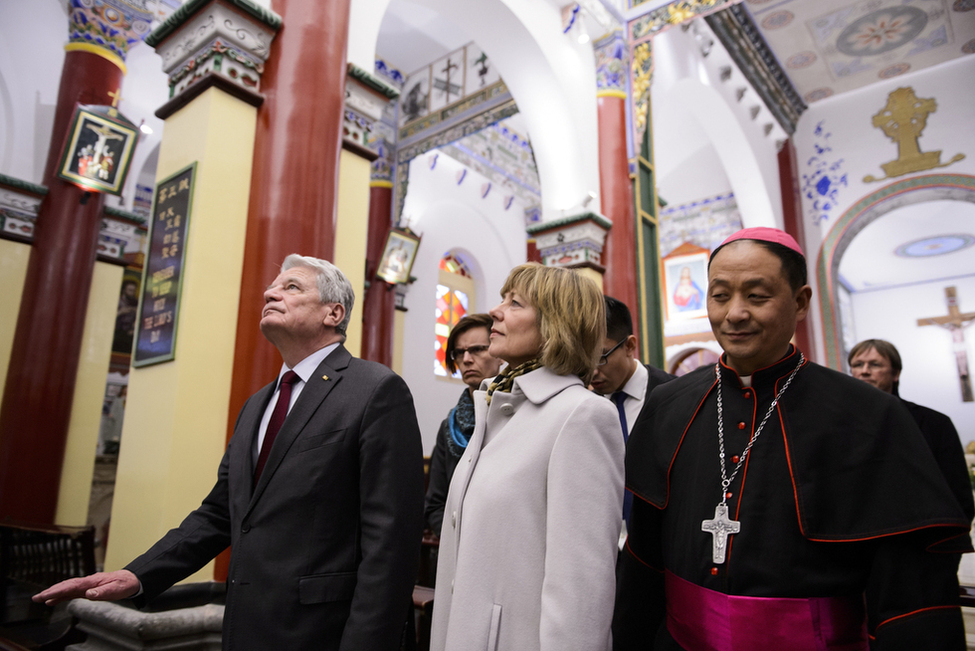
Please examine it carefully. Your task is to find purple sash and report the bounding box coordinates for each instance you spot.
[665,571,869,651]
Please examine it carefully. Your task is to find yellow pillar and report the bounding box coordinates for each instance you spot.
[333,149,372,355]
[104,87,257,581]
[56,261,124,525]
[0,240,30,400]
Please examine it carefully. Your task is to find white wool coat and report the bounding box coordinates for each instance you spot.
[429,367,624,651]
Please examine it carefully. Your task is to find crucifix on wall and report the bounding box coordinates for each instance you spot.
[917,286,975,402]
[433,57,462,103]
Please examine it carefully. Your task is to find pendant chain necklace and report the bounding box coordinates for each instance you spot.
[701,353,805,564]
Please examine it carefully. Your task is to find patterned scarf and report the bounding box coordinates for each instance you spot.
[485,359,543,405]
[446,389,476,458]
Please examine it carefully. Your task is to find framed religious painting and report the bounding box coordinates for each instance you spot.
[57,105,138,195]
[377,228,421,284]
[662,242,710,321]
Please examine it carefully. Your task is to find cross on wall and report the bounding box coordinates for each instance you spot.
[917,286,975,403]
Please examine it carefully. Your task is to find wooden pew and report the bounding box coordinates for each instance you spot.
[0,523,95,649]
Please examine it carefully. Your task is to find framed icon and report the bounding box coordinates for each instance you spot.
[377,228,421,284]
[57,105,138,195]
[662,242,710,321]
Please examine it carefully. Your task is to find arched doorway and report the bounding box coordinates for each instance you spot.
[816,173,975,370]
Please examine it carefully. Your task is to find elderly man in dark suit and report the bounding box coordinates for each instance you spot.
[35,254,425,651]
[590,295,675,545]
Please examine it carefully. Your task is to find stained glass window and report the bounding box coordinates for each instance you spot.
[439,253,472,278]
[434,284,469,377]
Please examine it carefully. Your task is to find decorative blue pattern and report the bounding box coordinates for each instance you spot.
[375,58,405,87]
[801,121,847,225]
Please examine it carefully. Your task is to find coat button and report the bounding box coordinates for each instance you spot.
[451,579,454,594]
[499,403,514,416]
[452,511,457,527]
[241,523,250,533]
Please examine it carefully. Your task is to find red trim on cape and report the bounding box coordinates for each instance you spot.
[873,604,961,633]
[632,374,719,509]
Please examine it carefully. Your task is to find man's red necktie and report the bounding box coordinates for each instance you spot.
[254,371,300,484]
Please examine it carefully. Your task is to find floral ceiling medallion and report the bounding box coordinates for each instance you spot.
[836,6,928,56]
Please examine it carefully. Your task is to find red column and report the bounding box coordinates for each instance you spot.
[598,93,640,329]
[218,0,351,582]
[778,139,813,358]
[0,50,123,524]
[360,185,396,367]
[227,0,352,422]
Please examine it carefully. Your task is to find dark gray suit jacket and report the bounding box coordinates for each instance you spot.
[636,364,677,424]
[126,345,425,651]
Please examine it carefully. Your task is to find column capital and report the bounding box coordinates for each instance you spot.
[345,64,400,164]
[594,30,628,98]
[526,212,612,271]
[66,0,163,73]
[146,0,281,99]
[0,174,46,243]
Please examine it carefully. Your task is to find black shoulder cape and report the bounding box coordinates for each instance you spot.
[626,350,972,550]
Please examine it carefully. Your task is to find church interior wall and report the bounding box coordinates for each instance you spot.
[56,260,123,526]
[649,19,785,232]
[849,275,975,446]
[105,86,257,576]
[0,0,167,211]
[0,239,30,401]
[0,0,67,184]
[111,43,170,213]
[355,0,601,222]
[794,55,975,368]
[795,55,975,246]
[334,149,373,354]
[656,143,732,208]
[397,151,527,454]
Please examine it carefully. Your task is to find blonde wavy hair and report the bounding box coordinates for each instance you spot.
[499,263,606,383]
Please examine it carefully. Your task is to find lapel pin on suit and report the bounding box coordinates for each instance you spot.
[322,375,329,381]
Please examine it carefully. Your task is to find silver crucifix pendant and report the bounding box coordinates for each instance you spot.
[701,503,740,564]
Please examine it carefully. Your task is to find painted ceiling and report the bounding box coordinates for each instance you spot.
[373,0,973,294]
[741,0,975,105]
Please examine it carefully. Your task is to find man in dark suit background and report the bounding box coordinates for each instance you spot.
[590,295,675,545]
[35,254,425,651]
[848,338,974,542]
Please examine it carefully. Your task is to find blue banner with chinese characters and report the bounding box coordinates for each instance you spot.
[133,163,195,367]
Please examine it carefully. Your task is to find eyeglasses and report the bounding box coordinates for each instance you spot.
[850,361,889,371]
[597,338,627,366]
[450,345,491,361]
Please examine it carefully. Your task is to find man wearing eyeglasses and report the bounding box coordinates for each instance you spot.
[425,313,502,535]
[849,338,974,561]
[591,296,674,545]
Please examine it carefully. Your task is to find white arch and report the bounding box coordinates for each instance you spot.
[668,77,777,229]
[348,0,601,220]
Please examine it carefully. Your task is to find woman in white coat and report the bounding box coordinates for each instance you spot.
[430,263,624,651]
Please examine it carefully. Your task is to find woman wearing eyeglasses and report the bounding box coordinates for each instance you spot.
[425,313,503,536]
[430,263,623,651]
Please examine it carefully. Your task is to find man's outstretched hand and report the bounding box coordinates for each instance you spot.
[32,569,140,606]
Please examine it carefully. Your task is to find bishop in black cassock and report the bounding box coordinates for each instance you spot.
[614,228,972,651]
